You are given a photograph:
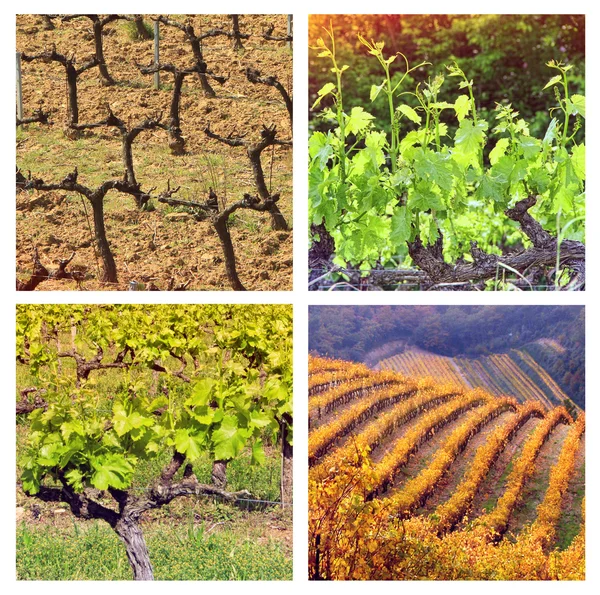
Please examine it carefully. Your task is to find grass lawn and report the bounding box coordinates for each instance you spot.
[17,514,292,580]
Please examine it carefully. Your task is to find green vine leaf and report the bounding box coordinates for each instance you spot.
[397,105,421,124]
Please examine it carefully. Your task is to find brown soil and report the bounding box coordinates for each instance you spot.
[16,14,293,291]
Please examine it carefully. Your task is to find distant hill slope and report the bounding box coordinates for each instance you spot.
[377,345,581,414]
[309,306,585,408]
[308,356,585,581]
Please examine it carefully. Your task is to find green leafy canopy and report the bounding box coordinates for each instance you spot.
[308,32,585,275]
[17,305,293,494]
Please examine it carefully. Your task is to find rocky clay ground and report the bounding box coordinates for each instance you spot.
[16,14,293,291]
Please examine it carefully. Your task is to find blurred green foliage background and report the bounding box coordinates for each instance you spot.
[309,15,585,139]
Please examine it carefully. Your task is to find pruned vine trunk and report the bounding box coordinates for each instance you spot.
[41,15,55,30]
[230,15,245,51]
[65,63,79,126]
[135,63,192,156]
[21,49,99,135]
[261,197,288,232]
[203,123,290,231]
[168,72,186,154]
[17,247,79,291]
[114,516,154,580]
[190,38,216,98]
[90,197,117,283]
[245,67,293,126]
[122,138,137,188]
[158,190,283,291]
[156,17,224,98]
[93,21,115,85]
[213,215,246,290]
[133,15,152,39]
[248,148,288,231]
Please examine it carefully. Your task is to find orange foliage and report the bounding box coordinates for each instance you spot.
[379,397,517,518]
[309,361,371,394]
[435,401,546,533]
[307,356,584,580]
[308,378,417,463]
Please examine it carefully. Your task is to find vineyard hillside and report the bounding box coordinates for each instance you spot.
[377,345,580,414]
[309,356,585,580]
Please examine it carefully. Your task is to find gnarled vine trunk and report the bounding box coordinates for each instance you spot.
[189,37,216,97]
[248,148,288,231]
[92,20,115,85]
[114,516,154,580]
[65,62,79,126]
[90,196,118,283]
[213,216,246,290]
[133,15,152,39]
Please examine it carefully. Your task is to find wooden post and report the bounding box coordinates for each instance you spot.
[16,52,23,124]
[287,15,292,50]
[153,22,160,90]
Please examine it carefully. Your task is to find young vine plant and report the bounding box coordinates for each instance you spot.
[308,26,585,289]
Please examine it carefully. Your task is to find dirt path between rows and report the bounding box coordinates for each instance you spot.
[505,422,569,536]
[464,416,541,525]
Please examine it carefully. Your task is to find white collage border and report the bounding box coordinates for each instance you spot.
[2,1,596,593]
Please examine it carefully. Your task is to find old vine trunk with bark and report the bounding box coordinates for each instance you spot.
[33,455,250,580]
[280,413,293,507]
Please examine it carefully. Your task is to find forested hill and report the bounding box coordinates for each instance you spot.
[308,306,584,408]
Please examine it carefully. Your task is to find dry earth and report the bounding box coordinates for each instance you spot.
[16,14,293,290]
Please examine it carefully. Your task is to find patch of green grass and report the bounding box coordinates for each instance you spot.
[497,459,513,486]
[556,515,583,550]
[17,519,291,580]
[17,521,126,580]
[17,128,120,187]
[482,497,496,514]
[480,459,515,513]
[228,214,260,233]
[120,19,154,41]
[116,79,148,89]
[201,153,226,169]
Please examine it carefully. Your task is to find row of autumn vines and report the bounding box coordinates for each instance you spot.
[308,357,584,580]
